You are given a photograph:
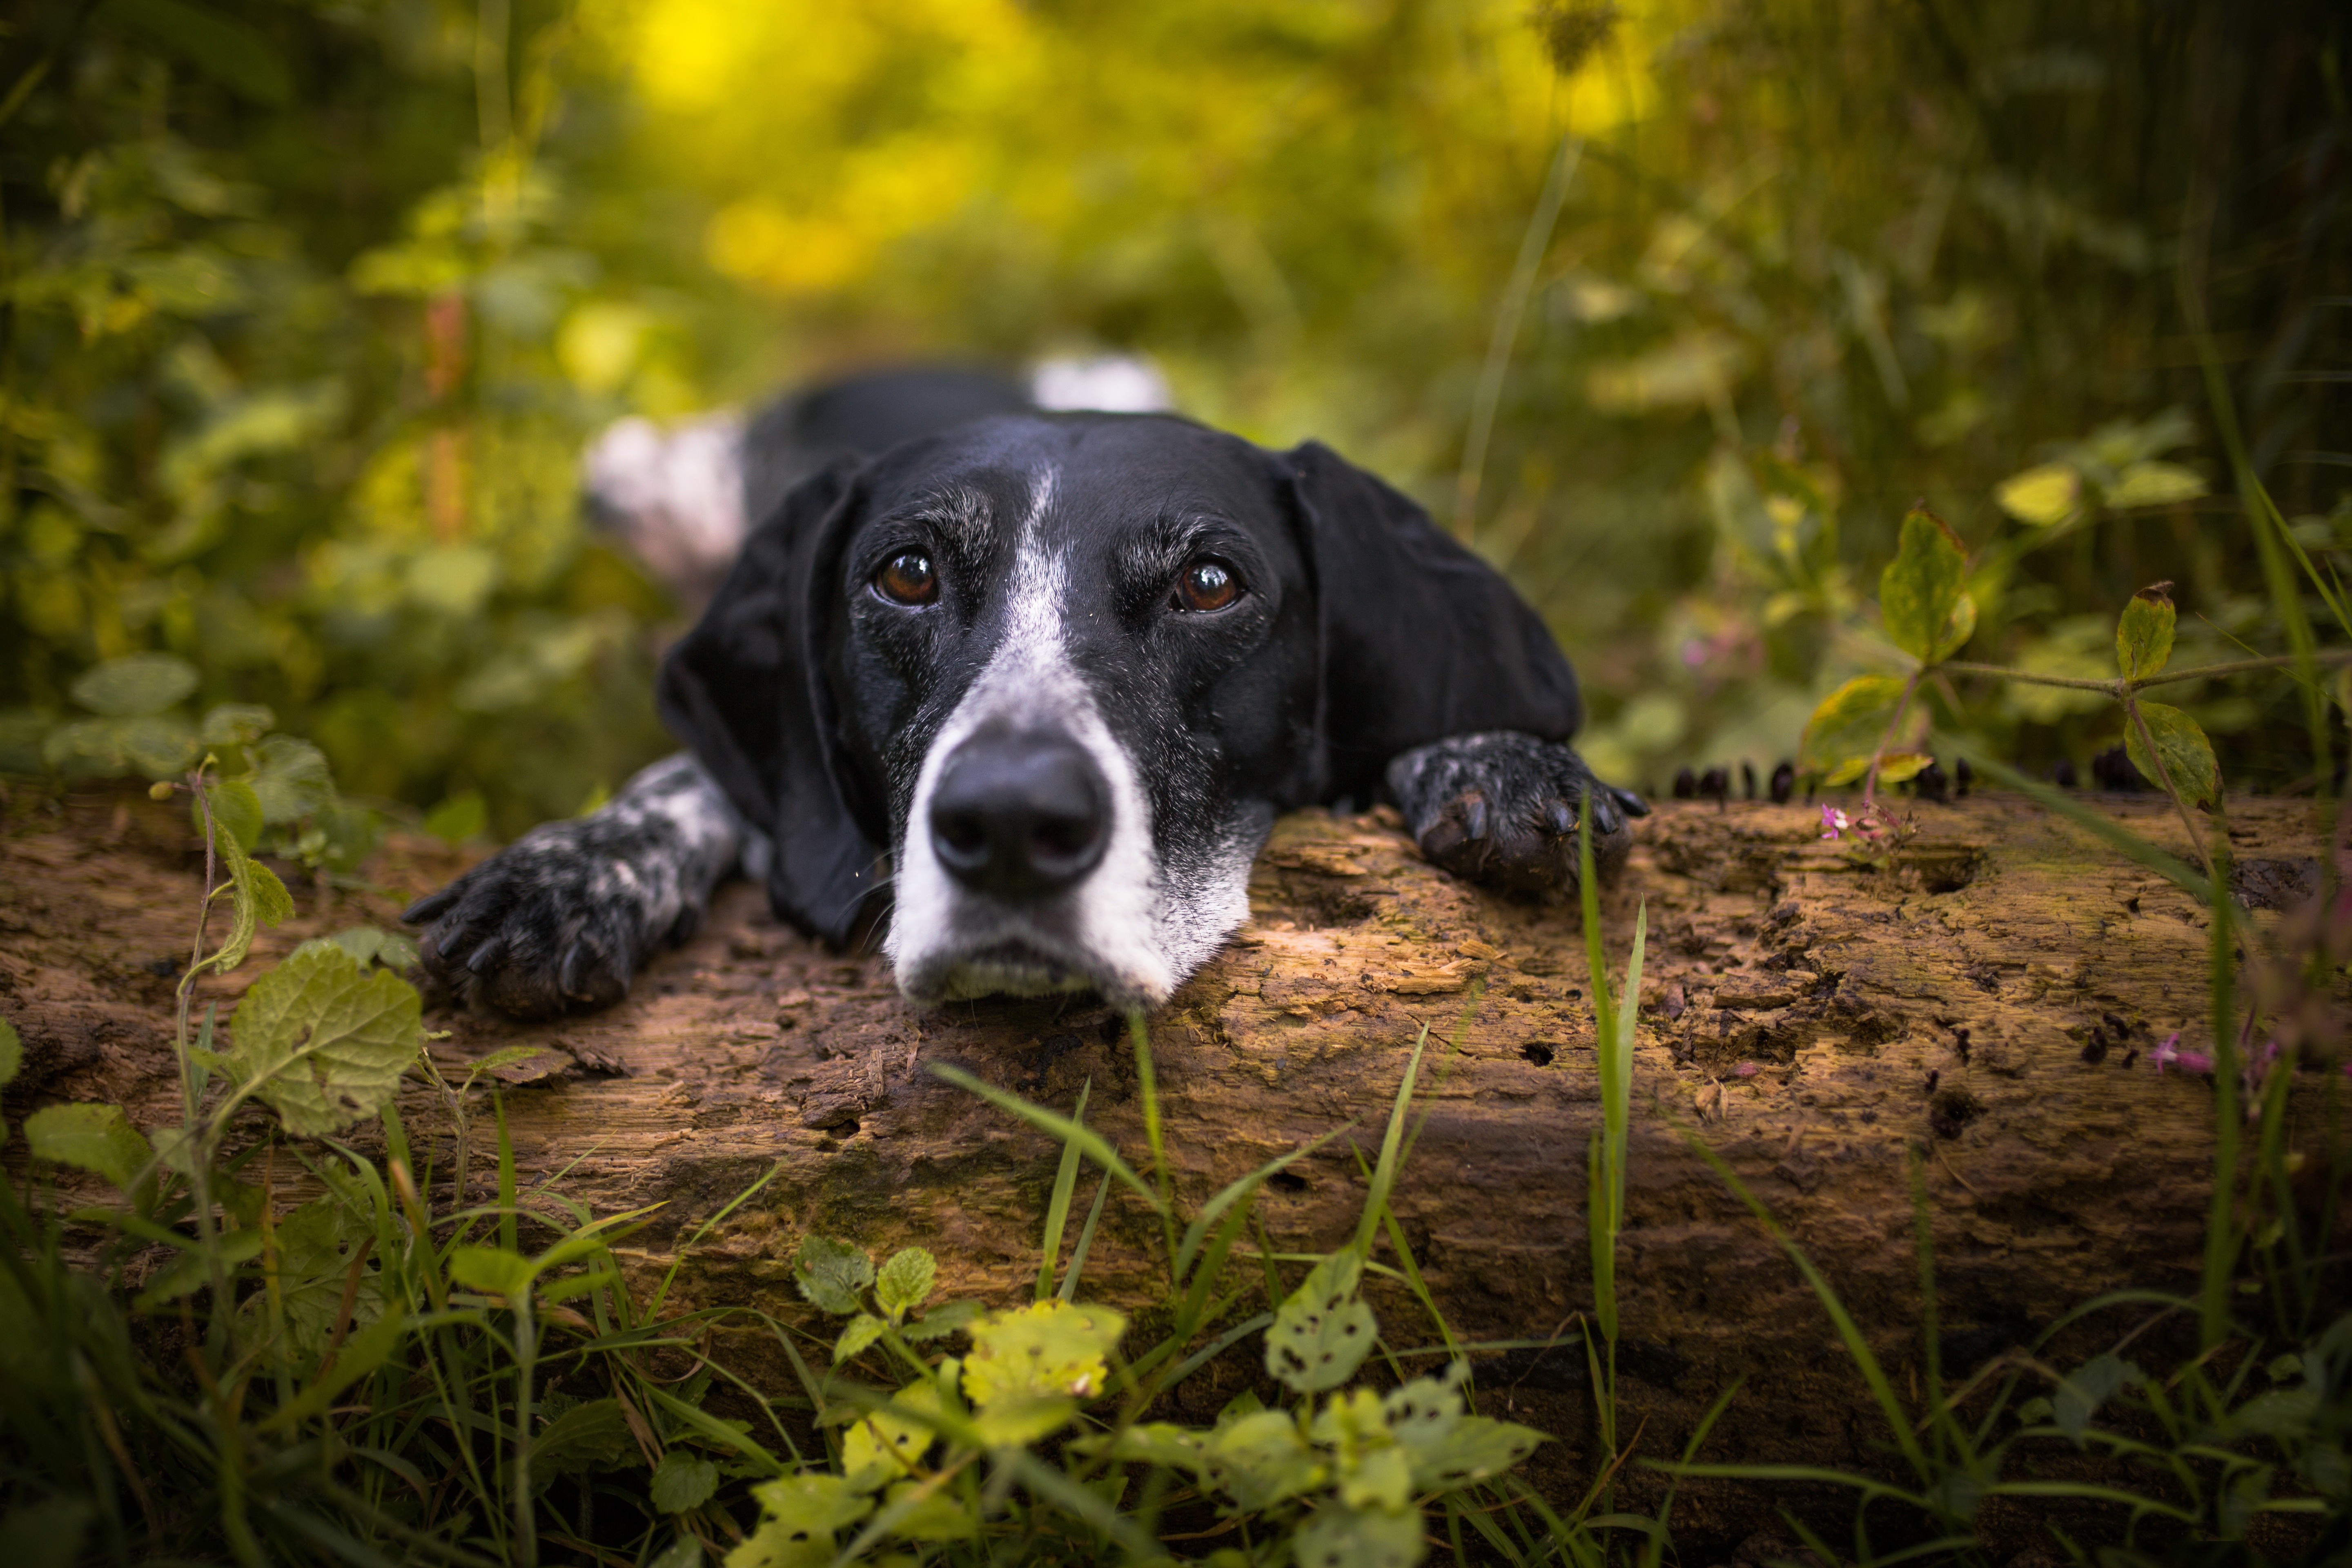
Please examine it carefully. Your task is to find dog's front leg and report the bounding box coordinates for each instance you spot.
[403,752,759,1017]
[1384,731,1648,901]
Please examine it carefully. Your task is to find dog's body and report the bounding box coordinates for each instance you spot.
[407,377,1644,1017]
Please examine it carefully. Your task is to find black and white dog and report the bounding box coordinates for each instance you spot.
[405,370,1646,1018]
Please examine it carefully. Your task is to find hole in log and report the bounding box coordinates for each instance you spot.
[1269,1171,1309,1194]
[1521,1042,1556,1066]
[1928,1087,1984,1138]
[1909,849,1981,894]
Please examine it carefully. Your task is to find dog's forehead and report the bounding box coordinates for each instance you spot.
[862,413,1280,539]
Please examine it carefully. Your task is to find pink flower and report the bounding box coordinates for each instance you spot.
[1820,805,1849,841]
[1734,1062,1759,1078]
[2150,1032,2214,1076]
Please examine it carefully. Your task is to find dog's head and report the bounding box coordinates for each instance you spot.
[658,413,1580,1007]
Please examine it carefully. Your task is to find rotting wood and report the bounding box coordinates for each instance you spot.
[3,785,2344,1552]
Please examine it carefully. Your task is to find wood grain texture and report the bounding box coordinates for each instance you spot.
[4,785,2343,1547]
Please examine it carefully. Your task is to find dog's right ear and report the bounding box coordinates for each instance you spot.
[657,457,886,944]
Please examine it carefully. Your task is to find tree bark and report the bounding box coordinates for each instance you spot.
[3,784,2344,1554]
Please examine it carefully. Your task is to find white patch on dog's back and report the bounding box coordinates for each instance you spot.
[886,466,1196,1007]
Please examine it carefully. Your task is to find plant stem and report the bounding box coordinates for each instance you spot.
[1453,136,1583,540]
[178,769,235,1361]
[1940,647,2352,695]
[1861,670,1924,807]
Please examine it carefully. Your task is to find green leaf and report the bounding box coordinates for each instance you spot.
[44,715,199,779]
[2115,583,2176,681]
[648,1539,704,1568]
[2105,460,2206,509]
[1993,463,2082,526]
[650,1450,719,1514]
[792,1236,873,1315]
[1293,1503,1426,1568]
[733,1474,871,1568]
[200,703,275,746]
[246,734,332,824]
[875,1247,937,1317]
[224,943,423,1136]
[449,1245,536,1298]
[1210,1408,1327,1510]
[1265,1249,1378,1394]
[877,1477,978,1541]
[1880,506,1973,663]
[0,1017,20,1091]
[2125,702,2221,808]
[2054,1352,2139,1444]
[256,1303,407,1432]
[1797,674,1912,776]
[424,790,488,846]
[70,653,198,717]
[963,1299,1125,1408]
[902,1299,982,1343]
[136,1229,265,1307]
[532,1398,637,1488]
[208,831,294,974]
[833,1312,887,1364]
[842,1383,944,1491]
[196,777,264,853]
[25,1102,152,1194]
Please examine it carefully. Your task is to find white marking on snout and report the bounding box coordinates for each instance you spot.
[886,466,1183,1007]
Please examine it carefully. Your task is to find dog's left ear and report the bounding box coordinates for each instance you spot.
[1279,440,1584,800]
[657,457,885,944]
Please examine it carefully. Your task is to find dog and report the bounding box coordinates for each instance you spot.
[405,370,1646,1018]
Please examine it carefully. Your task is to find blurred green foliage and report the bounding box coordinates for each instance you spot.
[2,0,2346,828]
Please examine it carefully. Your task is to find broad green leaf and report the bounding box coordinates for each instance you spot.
[1797,674,1913,775]
[901,1300,983,1343]
[2116,583,2176,681]
[1880,506,1973,663]
[43,715,198,778]
[1210,1408,1327,1511]
[967,1394,1078,1448]
[648,1539,704,1568]
[1339,1444,1414,1512]
[255,1303,407,1430]
[731,1474,871,1568]
[962,1299,1125,1407]
[833,1312,887,1364]
[2105,460,2206,509]
[2054,1352,2139,1444]
[878,1477,978,1541]
[1265,1249,1377,1394]
[793,1236,873,1315]
[650,1450,720,1514]
[225,943,422,1136]
[0,1017,20,1090]
[1994,462,2081,526]
[531,1398,637,1488]
[424,790,488,846]
[449,1245,536,1298]
[247,733,332,824]
[208,829,294,973]
[200,703,275,746]
[1399,1413,1544,1490]
[875,1246,937,1317]
[70,653,198,717]
[136,1229,265,1307]
[1098,1421,1214,1478]
[2124,702,2221,808]
[1874,751,1935,786]
[25,1102,152,1193]
[842,1383,941,1491]
[195,777,264,853]
[1293,1503,1426,1568]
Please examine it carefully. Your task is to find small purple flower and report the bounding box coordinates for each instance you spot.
[1734,1062,1759,1078]
[1820,805,1849,841]
[2150,1032,2214,1076]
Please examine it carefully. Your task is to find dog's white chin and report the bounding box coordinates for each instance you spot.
[896,931,1177,1010]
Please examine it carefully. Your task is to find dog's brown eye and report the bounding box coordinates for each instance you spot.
[875,551,938,606]
[1174,558,1240,613]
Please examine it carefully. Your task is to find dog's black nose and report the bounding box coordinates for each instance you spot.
[928,731,1110,899]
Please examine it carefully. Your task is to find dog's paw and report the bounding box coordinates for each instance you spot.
[403,822,690,1019]
[1384,732,1648,901]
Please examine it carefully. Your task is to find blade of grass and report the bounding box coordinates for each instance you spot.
[1058,1168,1114,1304]
[1942,745,2213,902]
[928,1063,1161,1210]
[1351,1023,1431,1257]
[1175,1126,1347,1283]
[1125,1012,1179,1272]
[1035,1078,1091,1301]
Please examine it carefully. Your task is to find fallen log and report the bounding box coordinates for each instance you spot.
[2,784,2343,1553]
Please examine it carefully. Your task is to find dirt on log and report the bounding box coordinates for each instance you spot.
[3,782,2345,1552]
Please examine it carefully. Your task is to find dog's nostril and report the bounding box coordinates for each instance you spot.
[928,731,1110,899]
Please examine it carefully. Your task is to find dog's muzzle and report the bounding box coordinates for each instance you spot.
[927,726,1111,902]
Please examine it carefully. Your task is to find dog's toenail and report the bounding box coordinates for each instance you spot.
[1461,794,1490,840]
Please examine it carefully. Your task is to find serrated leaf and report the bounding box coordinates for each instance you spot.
[1994,463,2081,526]
[1874,751,1935,785]
[449,1245,536,1298]
[1294,1503,1426,1568]
[734,1473,871,1568]
[532,1398,637,1490]
[71,653,198,717]
[25,1102,153,1193]
[1266,1249,1377,1394]
[224,942,422,1136]
[1880,506,1973,663]
[1797,674,1913,775]
[2105,460,2206,509]
[875,1247,937,1317]
[1211,1408,1327,1510]
[136,1229,265,1307]
[2054,1352,2139,1444]
[902,1299,982,1342]
[196,777,264,853]
[208,829,294,974]
[2116,583,2176,681]
[963,1299,1125,1407]
[0,1016,20,1091]
[200,703,275,746]
[793,1236,873,1315]
[1399,1413,1544,1490]
[833,1312,887,1364]
[247,733,333,824]
[878,1477,977,1541]
[842,1382,941,1491]
[651,1450,719,1513]
[2124,702,2221,808]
